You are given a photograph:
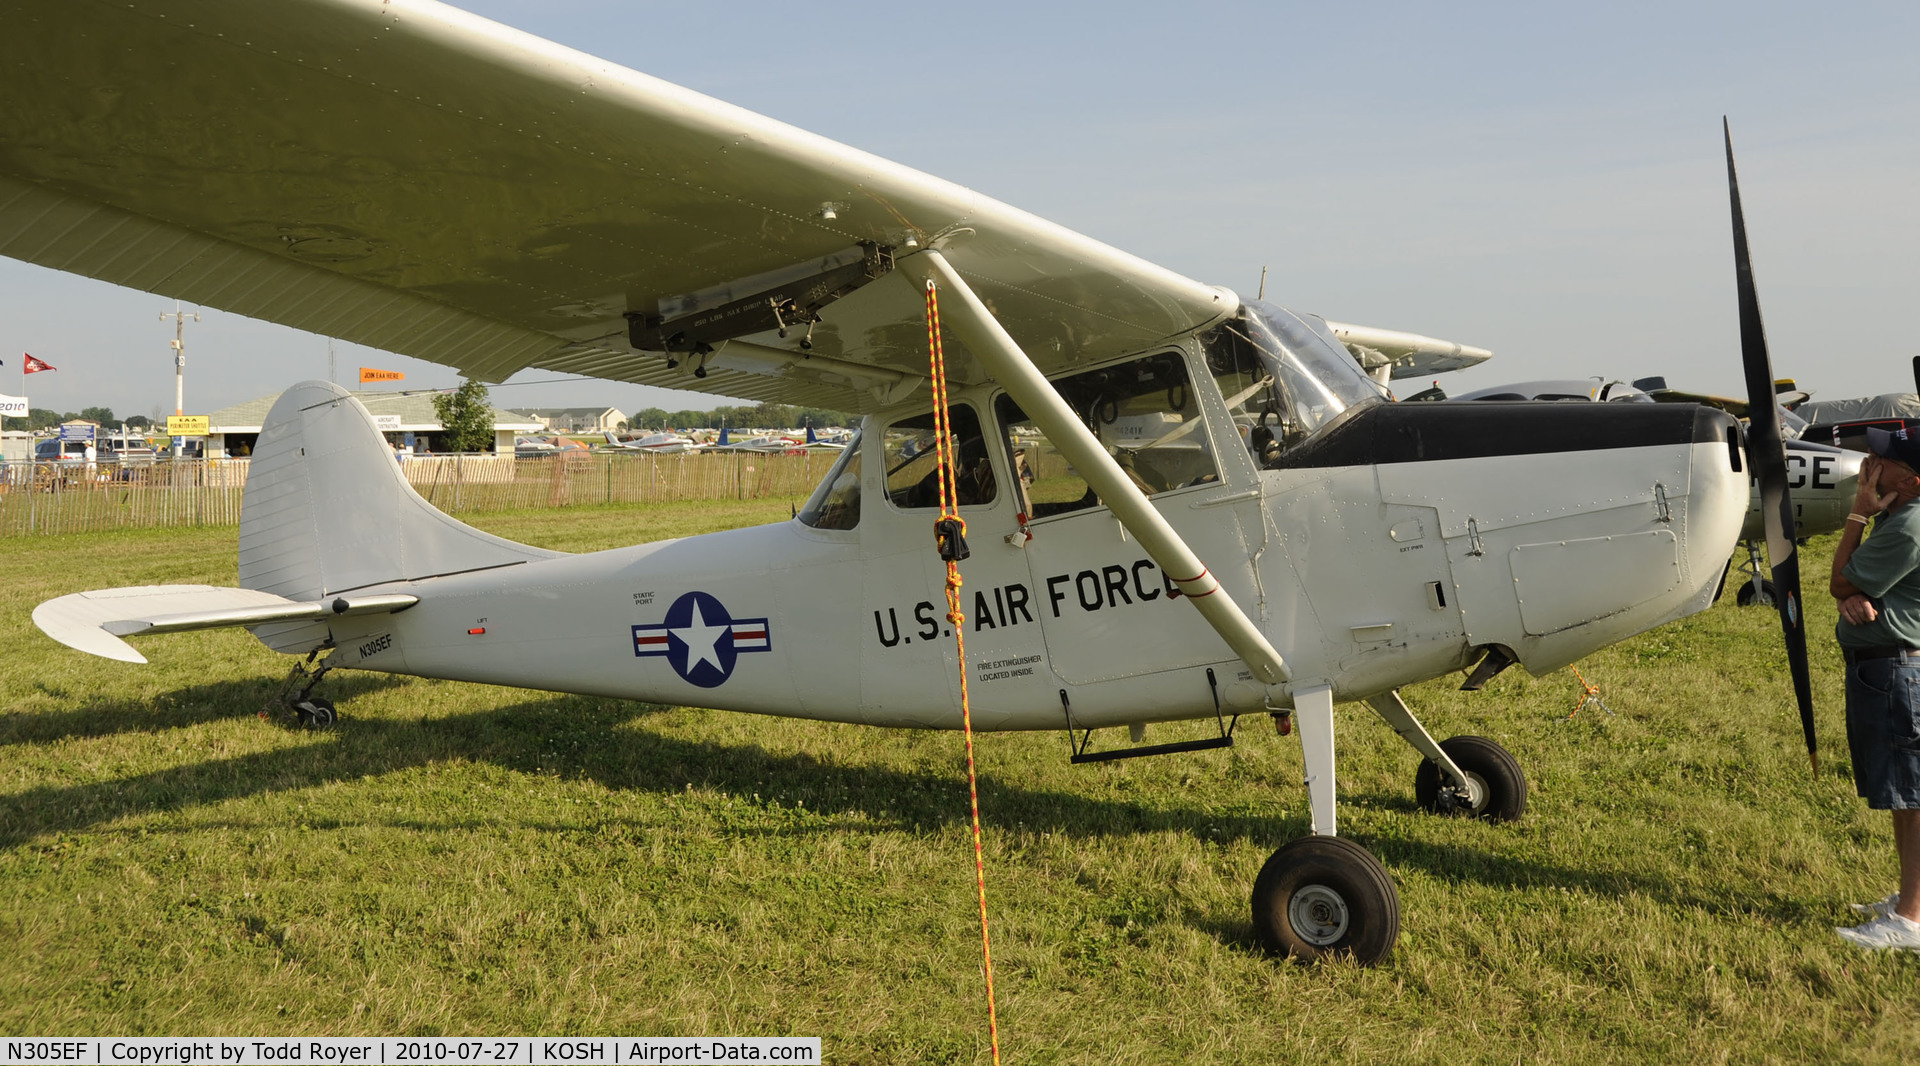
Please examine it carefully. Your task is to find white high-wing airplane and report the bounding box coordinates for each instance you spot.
[599,430,698,455]
[2,0,1800,965]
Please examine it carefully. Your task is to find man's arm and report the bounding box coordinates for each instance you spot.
[1833,455,1895,599]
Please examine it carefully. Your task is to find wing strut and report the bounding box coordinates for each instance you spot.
[901,249,1291,688]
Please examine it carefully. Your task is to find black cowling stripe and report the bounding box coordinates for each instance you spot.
[1270,400,1738,469]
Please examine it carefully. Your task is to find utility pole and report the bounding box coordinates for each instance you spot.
[160,302,200,458]
[159,302,199,418]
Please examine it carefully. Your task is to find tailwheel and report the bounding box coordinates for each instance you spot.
[291,698,337,729]
[1414,735,1526,821]
[1251,835,1400,965]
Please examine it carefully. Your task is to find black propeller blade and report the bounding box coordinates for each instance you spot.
[1725,118,1818,776]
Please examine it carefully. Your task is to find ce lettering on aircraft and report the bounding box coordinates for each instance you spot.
[1784,451,1840,490]
[631,590,772,688]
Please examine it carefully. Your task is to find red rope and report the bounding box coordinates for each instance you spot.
[925,278,1002,1064]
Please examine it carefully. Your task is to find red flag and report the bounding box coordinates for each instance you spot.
[23,354,55,374]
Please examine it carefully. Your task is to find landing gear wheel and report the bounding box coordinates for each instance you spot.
[1736,578,1776,607]
[1414,735,1527,821]
[291,698,337,729]
[1250,835,1400,965]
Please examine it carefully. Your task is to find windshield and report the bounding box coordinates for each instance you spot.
[1206,299,1384,463]
[796,429,862,530]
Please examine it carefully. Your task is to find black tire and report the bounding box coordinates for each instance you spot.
[1250,835,1400,965]
[1414,735,1527,821]
[1735,578,1776,607]
[292,698,337,729]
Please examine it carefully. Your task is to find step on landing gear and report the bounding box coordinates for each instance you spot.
[266,648,338,729]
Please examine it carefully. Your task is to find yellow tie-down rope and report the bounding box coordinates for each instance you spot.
[925,277,1002,1064]
[1568,664,1614,719]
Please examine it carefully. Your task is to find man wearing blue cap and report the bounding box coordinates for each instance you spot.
[1829,425,1920,951]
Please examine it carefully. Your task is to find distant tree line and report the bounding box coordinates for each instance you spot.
[625,403,856,432]
[3,407,148,431]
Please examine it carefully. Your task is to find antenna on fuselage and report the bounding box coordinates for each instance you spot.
[1257,265,1267,301]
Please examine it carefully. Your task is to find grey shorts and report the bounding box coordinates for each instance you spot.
[1844,656,1920,810]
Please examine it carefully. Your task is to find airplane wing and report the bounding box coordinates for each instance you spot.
[0,0,1232,413]
[1644,387,1750,416]
[1325,322,1493,381]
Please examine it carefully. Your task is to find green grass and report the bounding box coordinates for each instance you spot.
[1,506,1916,1063]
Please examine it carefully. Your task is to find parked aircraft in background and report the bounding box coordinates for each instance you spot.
[1326,321,1493,386]
[599,430,698,454]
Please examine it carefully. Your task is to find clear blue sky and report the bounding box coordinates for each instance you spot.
[4,0,1917,420]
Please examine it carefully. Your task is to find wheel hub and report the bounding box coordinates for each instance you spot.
[1288,884,1350,946]
[1439,771,1489,814]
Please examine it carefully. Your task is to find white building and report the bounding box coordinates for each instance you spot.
[513,406,628,435]
[205,389,541,458]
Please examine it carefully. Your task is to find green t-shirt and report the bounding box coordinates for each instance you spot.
[1838,501,1920,649]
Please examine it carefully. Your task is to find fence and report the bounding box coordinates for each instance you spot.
[0,450,839,537]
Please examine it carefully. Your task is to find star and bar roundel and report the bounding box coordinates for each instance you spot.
[631,591,772,688]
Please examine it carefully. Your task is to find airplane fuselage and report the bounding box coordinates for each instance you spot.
[318,347,1749,732]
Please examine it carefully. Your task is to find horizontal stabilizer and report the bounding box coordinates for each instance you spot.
[34,585,418,664]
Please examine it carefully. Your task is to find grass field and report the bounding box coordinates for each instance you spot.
[1,503,1916,1063]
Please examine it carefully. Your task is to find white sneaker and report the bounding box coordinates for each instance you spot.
[1850,892,1900,917]
[1836,911,1920,952]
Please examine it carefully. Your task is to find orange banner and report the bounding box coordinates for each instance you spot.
[359,367,404,383]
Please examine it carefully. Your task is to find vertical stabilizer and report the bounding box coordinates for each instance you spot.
[239,381,558,651]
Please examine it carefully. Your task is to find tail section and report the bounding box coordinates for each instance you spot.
[240,381,558,651]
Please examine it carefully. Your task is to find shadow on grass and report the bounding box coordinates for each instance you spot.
[0,683,1761,924]
[0,674,406,746]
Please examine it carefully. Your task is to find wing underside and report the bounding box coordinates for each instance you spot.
[0,0,1232,411]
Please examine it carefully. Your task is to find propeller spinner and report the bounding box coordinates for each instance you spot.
[1725,119,1819,776]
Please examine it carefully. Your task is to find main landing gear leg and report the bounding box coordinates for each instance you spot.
[1251,684,1401,964]
[267,647,338,729]
[1369,688,1527,821]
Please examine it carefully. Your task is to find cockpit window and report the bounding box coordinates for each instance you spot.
[796,430,863,530]
[882,405,996,511]
[1206,299,1384,467]
[997,350,1219,520]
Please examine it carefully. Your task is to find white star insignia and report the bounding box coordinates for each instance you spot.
[672,599,731,675]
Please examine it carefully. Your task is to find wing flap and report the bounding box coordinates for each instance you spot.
[33,585,418,664]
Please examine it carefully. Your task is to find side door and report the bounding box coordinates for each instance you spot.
[855,400,1050,727]
[1000,350,1258,688]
